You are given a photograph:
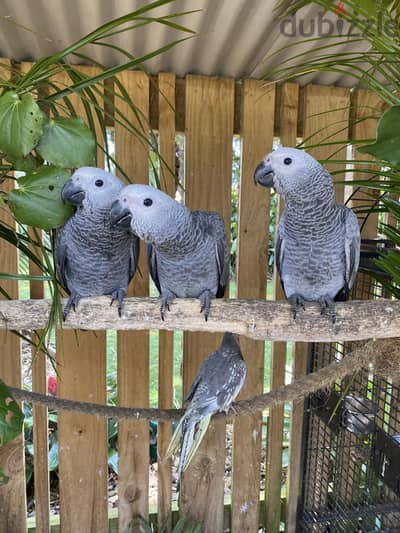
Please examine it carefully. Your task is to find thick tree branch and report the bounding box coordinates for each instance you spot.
[0,296,399,341]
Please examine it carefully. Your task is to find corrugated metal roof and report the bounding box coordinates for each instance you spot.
[0,0,367,86]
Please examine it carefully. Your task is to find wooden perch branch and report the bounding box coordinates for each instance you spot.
[0,296,399,341]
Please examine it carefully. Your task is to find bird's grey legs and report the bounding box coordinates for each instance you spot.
[110,287,127,317]
[199,290,212,321]
[287,294,306,319]
[63,292,81,321]
[319,295,336,323]
[160,289,176,320]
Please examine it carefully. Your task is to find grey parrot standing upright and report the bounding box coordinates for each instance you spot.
[254,147,360,322]
[55,167,140,319]
[110,184,229,320]
[165,332,247,491]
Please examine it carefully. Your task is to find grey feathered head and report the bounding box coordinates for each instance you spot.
[61,167,124,210]
[254,147,334,199]
[110,184,190,244]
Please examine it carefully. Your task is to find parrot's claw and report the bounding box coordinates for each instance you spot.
[110,288,127,318]
[160,291,175,321]
[199,290,211,322]
[63,293,81,321]
[288,294,306,320]
[319,296,336,323]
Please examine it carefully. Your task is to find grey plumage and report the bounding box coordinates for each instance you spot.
[110,184,229,319]
[55,167,139,319]
[165,332,247,490]
[254,147,360,322]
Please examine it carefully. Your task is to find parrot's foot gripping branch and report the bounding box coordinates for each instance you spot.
[288,294,306,320]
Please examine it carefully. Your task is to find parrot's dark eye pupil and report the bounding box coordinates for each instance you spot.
[284,157,292,165]
[143,198,153,207]
[95,179,104,187]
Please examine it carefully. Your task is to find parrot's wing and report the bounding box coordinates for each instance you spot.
[183,374,201,404]
[147,243,162,294]
[275,217,286,289]
[193,211,229,298]
[181,413,212,471]
[54,226,69,291]
[343,206,361,291]
[128,236,140,282]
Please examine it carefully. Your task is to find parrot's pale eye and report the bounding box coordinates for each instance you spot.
[143,198,153,207]
[95,179,104,187]
[284,157,292,165]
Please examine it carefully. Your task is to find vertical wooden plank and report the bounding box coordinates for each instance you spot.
[350,89,384,239]
[299,85,351,524]
[0,57,26,533]
[54,69,108,533]
[30,233,51,533]
[265,82,299,533]
[180,75,234,532]
[231,80,275,533]
[115,71,150,531]
[157,72,176,530]
[19,60,51,533]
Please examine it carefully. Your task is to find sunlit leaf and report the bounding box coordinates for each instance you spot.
[358,106,400,165]
[8,166,73,230]
[0,91,44,160]
[0,380,24,446]
[36,117,96,168]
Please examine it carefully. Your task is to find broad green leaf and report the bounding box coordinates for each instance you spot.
[358,106,400,165]
[0,467,9,486]
[8,166,73,230]
[48,435,59,472]
[8,154,39,172]
[36,117,96,168]
[0,380,24,446]
[0,91,44,160]
[108,448,118,474]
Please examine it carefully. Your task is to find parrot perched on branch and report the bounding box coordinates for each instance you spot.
[55,167,139,320]
[165,332,247,491]
[254,147,360,322]
[110,184,229,320]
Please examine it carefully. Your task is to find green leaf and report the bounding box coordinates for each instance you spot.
[108,447,118,474]
[36,117,96,168]
[0,467,9,486]
[358,106,400,165]
[0,380,24,446]
[48,435,59,472]
[0,91,44,160]
[8,166,74,230]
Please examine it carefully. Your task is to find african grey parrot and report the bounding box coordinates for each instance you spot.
[109,184,229,320]
[254,147,360,322]
[55,167,139,319]
[165,332,247,491]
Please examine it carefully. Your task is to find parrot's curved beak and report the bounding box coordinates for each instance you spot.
[110,200,132,229]
[61,179,86,206]
[254,161,274,188]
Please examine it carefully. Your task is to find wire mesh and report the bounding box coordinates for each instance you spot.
[298,259,400,532]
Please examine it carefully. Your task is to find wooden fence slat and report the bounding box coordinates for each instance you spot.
[232,79,275,533]
[53,69,108,533]
[0,58,26,533]
[298,85,351,525]
[266,82,299,533]
[19,61,51,533]
[0,176,26,533]
[157,72,176,530]
[115,71,150,531]
[181,75,234,532]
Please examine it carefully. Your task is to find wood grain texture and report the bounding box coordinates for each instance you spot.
[266,82,299,533]
[350,89,384,239]
[115,70,150,530]
[180,75,234,532]
[232,79,275,533]
[0,175,26,533]
[52,69,108,533]
[29,229,51,533]
[0,297,399,341]
[157,72,176,530]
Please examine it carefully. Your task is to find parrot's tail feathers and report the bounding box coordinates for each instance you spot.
[165,416,184,460]
[182,413,212,472]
